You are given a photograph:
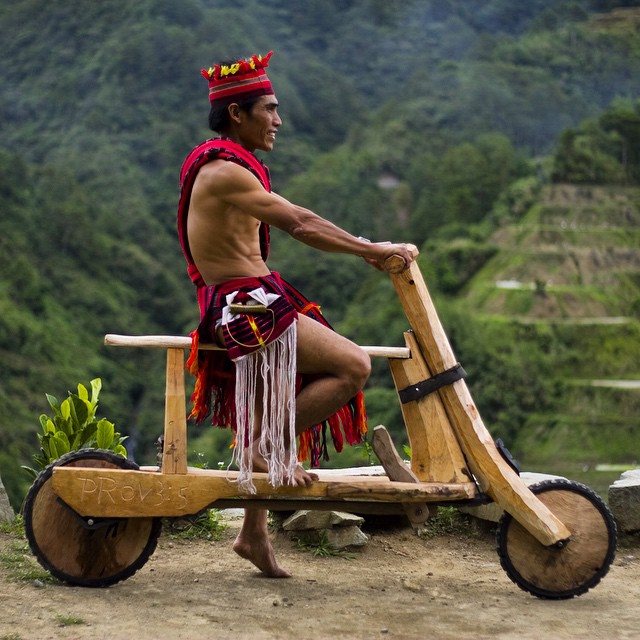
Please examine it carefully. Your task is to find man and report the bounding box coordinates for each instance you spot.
[178,51,417,578]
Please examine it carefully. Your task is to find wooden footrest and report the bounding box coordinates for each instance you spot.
[51,465,477,519]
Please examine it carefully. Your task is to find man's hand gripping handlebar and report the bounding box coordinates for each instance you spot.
[363,242,419,274]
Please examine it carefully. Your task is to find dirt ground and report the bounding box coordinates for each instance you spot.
[1,512,639,640]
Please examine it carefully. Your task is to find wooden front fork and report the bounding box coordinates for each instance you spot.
[389,261,571,546]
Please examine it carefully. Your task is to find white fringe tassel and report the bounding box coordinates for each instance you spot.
[231,322,298,494]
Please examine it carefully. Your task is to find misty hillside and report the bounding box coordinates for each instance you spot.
[469,184,640,319]
[1,0,640,508]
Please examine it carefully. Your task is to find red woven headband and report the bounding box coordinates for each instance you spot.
[201,51,274,105]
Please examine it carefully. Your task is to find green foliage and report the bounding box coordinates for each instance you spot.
[422,239,498,295]
[516,409,640,467]
[54,615,86,627]
[408,133,530,237]
[0,539,57,585]
[359,387,405,454]
[165,510,227,541]
[0,515,25,538]
[294,530,355,559]
[187,427,235,472]
[0,144,184,507]
[22,379,127,479]
[442,311,563,445]
[418,507,478,539]
[0,0,640,505]
[552,98,640,184]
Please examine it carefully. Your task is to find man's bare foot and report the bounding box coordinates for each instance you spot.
[251,442,319,487]
[291,464,319,487]
[233,533,291,578]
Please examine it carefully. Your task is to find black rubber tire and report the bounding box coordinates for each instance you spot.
[496,479,616,599]
[23,449,162,587]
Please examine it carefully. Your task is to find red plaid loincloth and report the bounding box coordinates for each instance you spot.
[187,273,368,480]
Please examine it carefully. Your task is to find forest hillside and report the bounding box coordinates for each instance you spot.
[1,0,640,508]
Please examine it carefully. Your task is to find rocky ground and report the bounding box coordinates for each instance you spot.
[1,510,639,640]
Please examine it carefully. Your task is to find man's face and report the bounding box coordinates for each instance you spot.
[238,94,282,152]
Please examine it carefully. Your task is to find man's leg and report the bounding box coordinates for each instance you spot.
[233,375,315,578]
[233,508,291,578]
[294,313,371,429]
[234,315,371,577]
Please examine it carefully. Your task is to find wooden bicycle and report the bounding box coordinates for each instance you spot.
[22,261,616,598]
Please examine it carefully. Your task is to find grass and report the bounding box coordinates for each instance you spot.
[294,530,356,559]
[0,516,57,585]
[0,539,57,584]
[164,509,227,541]
[0,516,25,538]
[54,614,86,627]
[417,506,481,540]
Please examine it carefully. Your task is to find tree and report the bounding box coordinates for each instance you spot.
[551,99,640,185]
[600,98,640,183]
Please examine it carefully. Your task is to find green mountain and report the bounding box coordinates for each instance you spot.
[462,183,640,471]
[1,0,640,508]
[467,184,640,319]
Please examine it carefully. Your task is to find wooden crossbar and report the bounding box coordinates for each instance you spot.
[104,334,411,359]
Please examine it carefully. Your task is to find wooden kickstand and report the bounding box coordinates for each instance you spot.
[371,425,430,528]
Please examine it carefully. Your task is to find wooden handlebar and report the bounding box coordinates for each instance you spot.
[384,254,407,274]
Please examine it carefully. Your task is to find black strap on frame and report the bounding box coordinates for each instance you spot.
[398,363,467,404]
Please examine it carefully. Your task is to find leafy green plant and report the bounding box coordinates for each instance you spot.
[22,378,127,479]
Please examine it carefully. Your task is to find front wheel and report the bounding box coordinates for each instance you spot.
[23,449,162,587]
[496,479,616,599]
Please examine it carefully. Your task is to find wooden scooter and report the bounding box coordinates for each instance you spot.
[22,261,616,598]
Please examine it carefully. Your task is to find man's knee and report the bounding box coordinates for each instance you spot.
[345,346,371,393]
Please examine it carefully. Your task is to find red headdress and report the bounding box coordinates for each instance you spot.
[201,51,274,106]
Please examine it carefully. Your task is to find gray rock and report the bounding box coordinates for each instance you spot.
[608,470,640,533]
[282,510,369,550]
[324,525,368,549]
[282,510,364,531]
[294,525,368,550]
[0,473,15,523]
[618,469,640,482]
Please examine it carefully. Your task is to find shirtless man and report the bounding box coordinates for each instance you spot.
[179,52,417,578]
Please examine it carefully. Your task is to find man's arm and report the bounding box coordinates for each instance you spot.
[269,193,418,270]
[202,160,418,270]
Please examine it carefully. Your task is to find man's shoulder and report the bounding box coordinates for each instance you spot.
[181,138,271,198]
[184,138,261,169]
[197,157,258,183]
[181,138,245,183]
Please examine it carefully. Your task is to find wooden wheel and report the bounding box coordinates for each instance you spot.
[496,479,616,599]
[23,450,162,587]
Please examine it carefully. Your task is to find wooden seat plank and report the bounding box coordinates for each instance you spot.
[104,334,410,359]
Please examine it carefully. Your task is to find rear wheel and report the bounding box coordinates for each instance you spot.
[23,449,162,587]
[496,479,616,599]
